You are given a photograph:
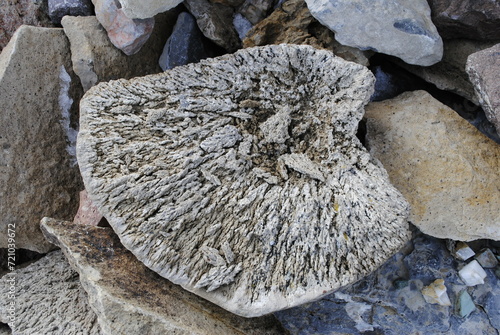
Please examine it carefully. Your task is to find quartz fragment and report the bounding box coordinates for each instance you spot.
[77,44,410,317]
[459,260,488,286]
[475,249,499,268]
[453,241,476,261]
[421,279,451,306]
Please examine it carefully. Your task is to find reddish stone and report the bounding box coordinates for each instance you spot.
[73,190,109,226]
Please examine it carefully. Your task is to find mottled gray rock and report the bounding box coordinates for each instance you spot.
[466,43,500,136]
[365,91,500,241]
[48,0,94,25]
[0,26,83,253]
[305,0,443,66]
[40,218,287,335]
[276,233,500,334]
[184,0,241,52]
[238,0,276,25]
[62,11,178,91]
[0,250,102,334]
[428,0,500,41]
[159,12,208,71]
[118,0,183,19]
[77,44,410,317]
[91,0,154,55]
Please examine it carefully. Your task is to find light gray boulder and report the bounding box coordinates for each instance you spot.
[77,44,411,317]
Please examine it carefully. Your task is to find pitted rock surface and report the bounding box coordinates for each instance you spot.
[77,44,411,317]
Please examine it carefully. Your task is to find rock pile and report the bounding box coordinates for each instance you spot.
[0,0,499,333]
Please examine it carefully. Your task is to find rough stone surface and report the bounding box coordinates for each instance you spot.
[243,0,372,66]
[396,39,499,105]
[365,91,500,241]
[238,0,276,25]
[73,190,108,226]
[118,0,183,19]
[0,250,102,334]
[91,0,154,55]
[62,11,178,91]
[276,232,500,334]
[184,0,241,52]
[0,0,54,52]
[428,0,500,41]
[466,43,500,136]
[48,0,94,25]
[159,12,208,71]
[40,218,288,335]
[0,26,83,253]
[77,44,410,317]
[305,0,443,66]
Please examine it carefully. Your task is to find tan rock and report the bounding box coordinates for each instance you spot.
[40,218,287,335]
[0,26,83,253]
[365,90,500,241]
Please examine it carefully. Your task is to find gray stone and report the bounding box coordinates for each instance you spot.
[396,39,499,105]
[159,12,208,71]
[475,249,498,269]
[276,233,500,334]
[61,12,178,91]
[118,0,183,19]
[427,0,500,41]
[76,44,410,317]
[0,250,102,334]
[91,0,154,55]
[365,91,500,241]
[48,0,94,25]
[40,218,287,335]
[466,43,500,136]
[238,0,276,25]
[0,26,83,253]
[184,0,241,52]
[305,0,443,66]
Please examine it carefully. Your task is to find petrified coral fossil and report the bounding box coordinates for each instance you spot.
[77,44,410,317]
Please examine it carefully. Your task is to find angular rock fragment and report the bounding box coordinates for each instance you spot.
[365,91,500,241]
[421,279,451,306]
[77,44,411,317]
[0,251,102,334]
[48,0,94,25]
[40,218,287,334]
[305,0,443,66]
[459,260,487,286]
[0,25,83,253]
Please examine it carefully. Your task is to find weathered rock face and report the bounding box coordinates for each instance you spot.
[305,0,443,66]
[73,190,108,226]
[0,250,102,334]
[0,0,54,52]
[365,91,500,241]
[238,0,276,25]
[118,0,183,19]
[40,218,287,335]
[62,11,178,91]
[184,0,241,52]
[243,0,372,66]
[77,44,411,317]
[91,0,154,55]
[427,0,500,41]
[0,26,83,253]
[466,43,500,136]
[48,0,95,25]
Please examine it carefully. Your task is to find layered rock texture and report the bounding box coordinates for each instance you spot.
[305,0,443,66]
[77,44,411,317]
[0,251,102,334]
[40,218,287,334]
[0,25,83,253]
[365,91,500,241]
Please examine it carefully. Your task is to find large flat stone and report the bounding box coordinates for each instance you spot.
[466,43,500,136]
[0,250,102,334]
[76,44,410,317]
[365,90,500,241]
[0,26,83,253]
[305,0,443,66]
[40,218,287,335]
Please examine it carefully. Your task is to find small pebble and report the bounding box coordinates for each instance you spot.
[421,279,451,306]
[453,241,476,261]
[475,248,499,268]
[456,290,475,318]
[459,260,487,286]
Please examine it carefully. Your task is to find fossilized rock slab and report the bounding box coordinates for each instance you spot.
[40,218,287,334]
[305,0,443,66]
[77,44,411,317]
[0,250,102,334]
[365,91,500,241]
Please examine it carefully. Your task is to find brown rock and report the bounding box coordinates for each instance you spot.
[242,0,372,65]
[0,26,83,253]
[428,0,500,40]
[40,218,288,335]
[466,43,500,136]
